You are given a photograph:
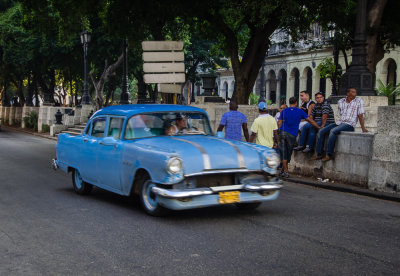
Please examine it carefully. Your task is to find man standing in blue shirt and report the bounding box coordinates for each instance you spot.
[217,101,249,141]
[278,97,320,178]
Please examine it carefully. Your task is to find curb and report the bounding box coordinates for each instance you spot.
[284,177,400,203]
[1,125,57,141]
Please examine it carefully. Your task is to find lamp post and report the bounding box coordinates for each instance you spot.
[119,39,130,104]
[189,60,196,103]
[328,29,339,97]
[80,30,91,105]
[259,54,266,103]
[332,0,375,103]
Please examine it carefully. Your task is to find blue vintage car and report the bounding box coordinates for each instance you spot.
[53,104,282,215]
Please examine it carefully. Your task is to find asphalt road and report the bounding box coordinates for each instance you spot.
[0,129,399,275]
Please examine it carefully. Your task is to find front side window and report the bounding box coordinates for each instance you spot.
[107,117,124,139]
[90,117,106,137]
[125,112,212,140]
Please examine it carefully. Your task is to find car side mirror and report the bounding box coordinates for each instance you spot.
[99,136,117,146]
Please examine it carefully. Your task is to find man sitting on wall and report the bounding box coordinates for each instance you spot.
[311,87,368,162]
[294,92,335,153]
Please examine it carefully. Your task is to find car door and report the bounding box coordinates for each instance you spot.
[79,116,107,184]
[96,116,125,193]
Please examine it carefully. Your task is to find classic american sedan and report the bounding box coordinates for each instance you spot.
[53,104,282,215]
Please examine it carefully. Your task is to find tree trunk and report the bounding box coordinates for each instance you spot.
[366,0,388,75]
[212,17,279,104]
[90,54,123,109]
[18,79,25,106]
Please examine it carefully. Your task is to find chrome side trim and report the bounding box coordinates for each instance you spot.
[184,169,260,177]
[152,187,213,198]
[206,137,246,168]
[170,137,211,170]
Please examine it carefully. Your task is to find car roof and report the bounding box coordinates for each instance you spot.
[92,104,207,118]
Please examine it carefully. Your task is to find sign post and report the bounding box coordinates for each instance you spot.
[142,41,185,101]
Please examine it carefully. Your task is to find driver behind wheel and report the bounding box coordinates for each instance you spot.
[166,114,188,135]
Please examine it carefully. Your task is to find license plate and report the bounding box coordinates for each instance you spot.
[219,191,240,204]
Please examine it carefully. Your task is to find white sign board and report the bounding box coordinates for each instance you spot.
[158,84,182,94]
[142,41,183,51]
[143,73,185,84]
[142,52,184,62]
[143,63,185,73]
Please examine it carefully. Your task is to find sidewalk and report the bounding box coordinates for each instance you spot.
[1,125,57,141]
[285,174,400,203]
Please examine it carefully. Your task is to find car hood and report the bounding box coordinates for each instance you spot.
[134,135,266,174]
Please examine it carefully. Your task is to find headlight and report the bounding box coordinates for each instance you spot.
[265,153,280,168]
[167,157,183,174]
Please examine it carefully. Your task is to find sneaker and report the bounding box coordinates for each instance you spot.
[282,172,289,178]
[302,147,313,153]
[311,155,323,160]
[294,146,305,151]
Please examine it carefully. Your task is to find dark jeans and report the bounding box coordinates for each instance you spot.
[278,131,296,162]
[298,121,325,149]
[316,123,354,156]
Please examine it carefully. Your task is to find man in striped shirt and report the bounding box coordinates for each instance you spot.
[312,88,368,162]
[294,92,335,153]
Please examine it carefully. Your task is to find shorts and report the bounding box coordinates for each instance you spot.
[279,130,296,162]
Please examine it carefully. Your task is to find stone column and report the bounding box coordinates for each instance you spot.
[287,77,294,105]
[276,78,281,105]
[265,80,271,101]
[300,76,307,93]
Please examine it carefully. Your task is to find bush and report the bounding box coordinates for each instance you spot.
[249,93,260,105]
[375,80,400,105]
[12,119,21,126]
[42,124,50,133]
[23,111,38,131]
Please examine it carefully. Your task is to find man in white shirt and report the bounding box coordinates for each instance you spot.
[312,87,368,162]
[274,104,288,122]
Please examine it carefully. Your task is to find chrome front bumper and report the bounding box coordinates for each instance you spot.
[151,181,283,199]
[152,181,283,210]
[52,159,59,170]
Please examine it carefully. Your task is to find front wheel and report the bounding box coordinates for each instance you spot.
[72,169,93,195]
[139,174,168,216]
[235,202,261,210]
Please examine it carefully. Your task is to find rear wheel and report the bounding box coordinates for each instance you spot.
[72,169,93,195]
[235,202,261,210]
[139,174,168,216]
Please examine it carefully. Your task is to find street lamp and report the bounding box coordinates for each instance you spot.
[80,30,91,105]
[328,28,339,97]
[119,38,130,104]
[259,53,267,103]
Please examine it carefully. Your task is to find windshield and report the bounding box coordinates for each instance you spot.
[124,112,213,139]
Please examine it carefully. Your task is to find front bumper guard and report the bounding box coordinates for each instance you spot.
[152,182,283,199]
[52,159,59,170]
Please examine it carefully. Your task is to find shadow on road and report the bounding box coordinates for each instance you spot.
[56,186,284,220]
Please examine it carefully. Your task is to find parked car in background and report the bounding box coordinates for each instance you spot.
[53,104,282,215]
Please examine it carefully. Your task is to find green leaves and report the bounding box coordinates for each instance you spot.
[316,58,341,79]
[374,79,400,105]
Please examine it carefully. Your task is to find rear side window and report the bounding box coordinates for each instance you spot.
[107,117,124,139]
[91,117,106,137]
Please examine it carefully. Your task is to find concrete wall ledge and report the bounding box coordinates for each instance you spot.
[290,131,375,188]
